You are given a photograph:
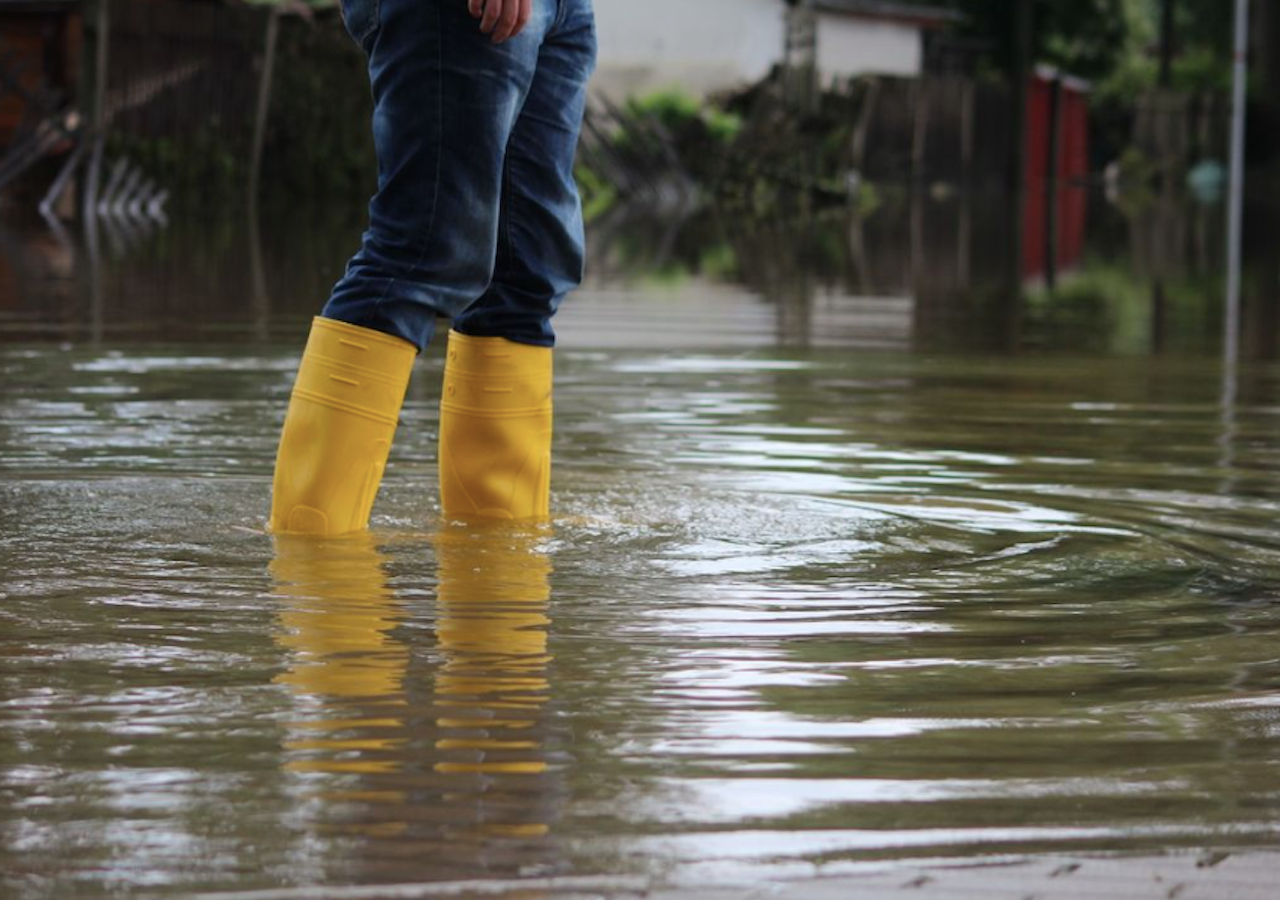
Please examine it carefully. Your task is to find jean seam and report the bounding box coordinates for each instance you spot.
[455,147,513,338]
[356,0,380,51]
[501,149,515,279]
[368,0,444,326]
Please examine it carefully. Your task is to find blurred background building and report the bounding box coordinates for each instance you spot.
[591,0,960,101]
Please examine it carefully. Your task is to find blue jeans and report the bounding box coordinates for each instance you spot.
[322,0,596,351]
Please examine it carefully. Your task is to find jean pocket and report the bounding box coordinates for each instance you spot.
[339,0,380,52]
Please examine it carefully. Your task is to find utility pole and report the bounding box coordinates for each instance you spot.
[1225,0,1248,364]
[1219,0,1249,488]
[783,0,818,116]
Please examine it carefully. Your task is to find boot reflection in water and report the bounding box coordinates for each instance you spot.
[271,534,409,803]
[434,521,554,839]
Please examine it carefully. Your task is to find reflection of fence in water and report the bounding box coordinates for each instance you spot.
[0,187,1248,348]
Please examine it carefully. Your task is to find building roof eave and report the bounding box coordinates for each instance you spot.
[808,0,963,30]
[0,0,81,8]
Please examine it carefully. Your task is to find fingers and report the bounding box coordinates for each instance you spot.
[468,0,483,18]
[491,3,517,42]
[479,0,532,43]
[479,0,502,35]
[490,0,522,43]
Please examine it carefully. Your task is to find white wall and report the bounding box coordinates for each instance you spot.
[815,14,923,82]
[591,0,785,101]
[590,0,926,102]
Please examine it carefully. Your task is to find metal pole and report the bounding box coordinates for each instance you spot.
[1220,0,1248,488]
[1225,0,1248,364]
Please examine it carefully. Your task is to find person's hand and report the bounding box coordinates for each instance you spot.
[468,0,533,43]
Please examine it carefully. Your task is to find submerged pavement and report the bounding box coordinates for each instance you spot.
[187,852,1278,899]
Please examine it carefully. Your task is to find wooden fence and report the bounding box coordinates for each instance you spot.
[1131,89,1230,174]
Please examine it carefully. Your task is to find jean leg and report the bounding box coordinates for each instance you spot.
[451,0,597,348]
[322,0,552,352]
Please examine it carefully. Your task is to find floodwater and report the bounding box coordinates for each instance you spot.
[3,191,1280,896]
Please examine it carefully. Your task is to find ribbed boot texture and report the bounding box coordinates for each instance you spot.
[438,331,552,521]
[270,317,416,536]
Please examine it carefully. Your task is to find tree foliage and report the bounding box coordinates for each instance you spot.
[929,0,1233,99]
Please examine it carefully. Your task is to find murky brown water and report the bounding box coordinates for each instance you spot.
[3,193,1280,896]
[3,336,1280,896]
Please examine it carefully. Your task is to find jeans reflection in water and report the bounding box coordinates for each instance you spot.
[270,527,557,875]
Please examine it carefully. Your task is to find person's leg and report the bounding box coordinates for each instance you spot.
[324,0,555,351]
[271,0,554,536]
[452,0,597,347]
[438,0,596,521]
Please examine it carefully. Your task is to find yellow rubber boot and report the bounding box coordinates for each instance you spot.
[438,331,552,520]
[270,317,416,536]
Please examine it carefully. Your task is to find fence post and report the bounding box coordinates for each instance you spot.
[248,7,280,207]
[851,77,878,176]
[911,78,930,183]
[1045,72,1062,289]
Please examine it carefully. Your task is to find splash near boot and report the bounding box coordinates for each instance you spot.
[270,317,416,536]
[438,331,552,521]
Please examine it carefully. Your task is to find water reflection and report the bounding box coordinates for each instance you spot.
[272,535,409,784]
[269,523,559,880]
[1,186,1271,357]
[4,338,1280,893]
[433,523,552,772]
